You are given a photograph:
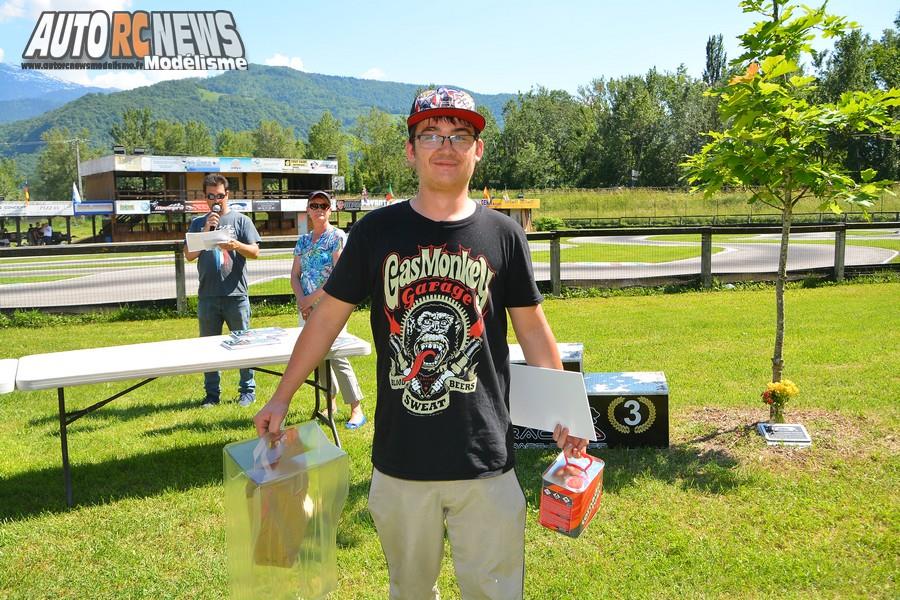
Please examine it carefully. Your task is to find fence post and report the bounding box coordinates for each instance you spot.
[550,234,562,296]
[834,226,846,282]
[701,228,713,289]
[174,246,187,313]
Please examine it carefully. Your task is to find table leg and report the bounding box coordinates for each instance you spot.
[324,362,340,448]
[57,388,73,508]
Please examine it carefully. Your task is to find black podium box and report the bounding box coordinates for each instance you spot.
[509,342,583,373]
[511,343,584,449]
[513,371,669,450]
[585,372,668,448]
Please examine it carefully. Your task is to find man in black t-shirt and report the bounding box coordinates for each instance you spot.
[255,87,586,599]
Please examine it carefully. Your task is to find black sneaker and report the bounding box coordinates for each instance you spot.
[201,396,220,408]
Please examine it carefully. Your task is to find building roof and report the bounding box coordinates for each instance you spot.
[80,154,339,177]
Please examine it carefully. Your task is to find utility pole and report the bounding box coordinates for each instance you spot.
[74,140,84,198]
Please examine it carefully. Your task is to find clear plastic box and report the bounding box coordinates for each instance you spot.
[224,422,349,599]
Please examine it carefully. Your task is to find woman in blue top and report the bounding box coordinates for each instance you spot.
[291,191,366,428]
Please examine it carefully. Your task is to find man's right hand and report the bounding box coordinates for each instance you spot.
[206,212,220,231]
[254,397,291,437]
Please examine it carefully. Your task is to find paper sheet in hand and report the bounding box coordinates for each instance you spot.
[509,364,597,441]
[186,229,232,252]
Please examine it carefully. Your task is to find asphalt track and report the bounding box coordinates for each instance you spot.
[1,233,896,309]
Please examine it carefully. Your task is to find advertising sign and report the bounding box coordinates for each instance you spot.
[150,200,185,213]
[228,200,252,212]
[280,199,306,212]
[149,156,184,172]
[184,157,220,172]
[74,201,114,215]
[252,200,281,212]
[186,200,210,214]
[0,202,74,217]
[220,157,256,173]
[116,200,151,215]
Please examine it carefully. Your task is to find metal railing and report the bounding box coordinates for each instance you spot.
[561,211,900,228]
[1,223,897,312]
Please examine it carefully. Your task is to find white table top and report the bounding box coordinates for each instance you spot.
[508,342,584,366]
[0,359,17,394]
[15,328,370,391]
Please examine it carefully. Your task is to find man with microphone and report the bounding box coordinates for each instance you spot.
[185,173,261,408]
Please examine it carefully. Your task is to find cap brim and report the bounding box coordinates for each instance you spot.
[407,108,485,133]
[308,190,330,200]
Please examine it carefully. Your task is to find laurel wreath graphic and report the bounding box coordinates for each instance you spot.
[607,396,656,434]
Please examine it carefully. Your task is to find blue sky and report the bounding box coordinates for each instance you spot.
[0,0,895,93]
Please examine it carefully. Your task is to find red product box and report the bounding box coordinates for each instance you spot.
[539,452,604,538]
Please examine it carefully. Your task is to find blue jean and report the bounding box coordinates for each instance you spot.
[198,295,255,399]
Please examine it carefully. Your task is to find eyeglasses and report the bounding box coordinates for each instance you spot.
[308,203,330,210]
[415,134,477,149]
[206,193,227,200]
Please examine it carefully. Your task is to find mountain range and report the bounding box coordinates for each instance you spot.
[0,63,113,124]
[0,65,514,175]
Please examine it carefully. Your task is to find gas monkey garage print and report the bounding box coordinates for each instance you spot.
[382,245,496,415]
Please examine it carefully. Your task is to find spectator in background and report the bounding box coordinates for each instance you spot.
[41,222,53,245]
[184,173,261,408]
[291,190,366,429]
[28,223,40,245]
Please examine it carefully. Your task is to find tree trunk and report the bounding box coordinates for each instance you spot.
[772,203,791,383]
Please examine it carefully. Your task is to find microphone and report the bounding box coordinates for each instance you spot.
[208,204,221,231]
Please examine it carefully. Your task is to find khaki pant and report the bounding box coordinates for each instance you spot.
[368,468,526,600]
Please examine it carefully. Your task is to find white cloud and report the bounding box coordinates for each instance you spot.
[3,0,130,20]
[0,47,5,63]
[48,68,218,91]
[361,67,385,80]
[0,0,25,22]
[264,53,304,71]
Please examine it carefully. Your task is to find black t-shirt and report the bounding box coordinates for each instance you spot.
[325,201,542,480]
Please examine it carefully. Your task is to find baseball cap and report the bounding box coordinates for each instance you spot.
[308,190,330,201]
[407,87,485,133]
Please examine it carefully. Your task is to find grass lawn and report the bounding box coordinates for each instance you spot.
[0,283,898,598]
[249,277,293,295]
[0,275,79,284]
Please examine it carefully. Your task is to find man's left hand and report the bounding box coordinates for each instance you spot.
[217,239,238,252]
[553,424,588,458]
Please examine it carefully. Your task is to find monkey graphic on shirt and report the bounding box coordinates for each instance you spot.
[382,245,495,415]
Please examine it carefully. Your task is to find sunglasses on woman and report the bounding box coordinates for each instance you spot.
[308,203,330,210]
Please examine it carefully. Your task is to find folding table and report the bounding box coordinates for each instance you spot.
[14,328,370,506]
[0,359,17,394]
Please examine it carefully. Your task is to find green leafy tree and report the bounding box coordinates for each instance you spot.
[703,34,728,86]
[498,87,594,188]
[683,0,900,393]
[150,120,186,155]
[307,111,351,177]
[252,120,300,158]
[470,106,502,190]
[110,108,152,152]
[0,158,22,200]
[35,127,97,200]
[351,108,415,195]
[215,129,256,156]
[871,11,899,89]
[184,121,214,156]
[583,70,706,187]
